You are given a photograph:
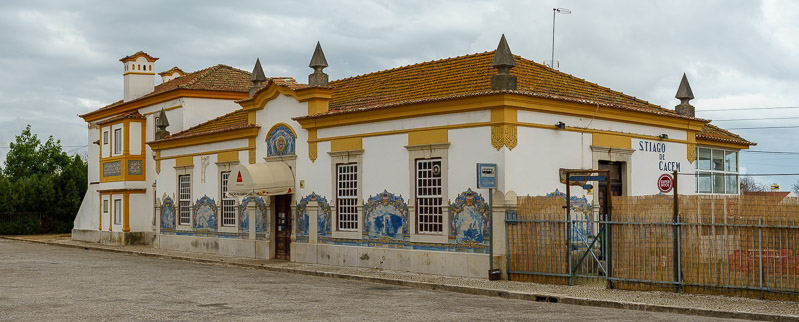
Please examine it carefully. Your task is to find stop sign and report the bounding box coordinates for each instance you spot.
[658,174,674,193]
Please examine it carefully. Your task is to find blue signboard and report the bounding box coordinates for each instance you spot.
[476,163,498,189]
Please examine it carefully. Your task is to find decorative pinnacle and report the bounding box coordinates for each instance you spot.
[675,73,694,105]
[491,34,516,74]
[309,41,328,72]
[156,108,169,128]
[308,41,329,87]
[250,58,266,83]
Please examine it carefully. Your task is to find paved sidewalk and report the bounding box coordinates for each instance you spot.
[3,235,797,321]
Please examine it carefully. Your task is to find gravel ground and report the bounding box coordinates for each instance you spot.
[6,234,799,319]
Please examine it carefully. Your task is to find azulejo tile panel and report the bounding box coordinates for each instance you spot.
[266,124,296,157]
[547,189,593,250]
[127,160,143,175]
[238,196,267,236]
[103,161,121,177]
[363,190,408,240]
[449,188,490,247]
[160,196,176,232]
[295,192,332,243]
[192,195,218,232]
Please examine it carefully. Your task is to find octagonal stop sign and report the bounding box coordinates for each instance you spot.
[658,173,674,193]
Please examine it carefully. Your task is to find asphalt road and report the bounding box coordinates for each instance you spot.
[0,239,729,321]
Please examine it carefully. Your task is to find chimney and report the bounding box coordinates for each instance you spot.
[158,67,185,83]
[249,58,266,98]
[491,34,517,90]
[308,41,329,87]
[675,73,695,117]
[155,108,170,140]
[120,51,158,102]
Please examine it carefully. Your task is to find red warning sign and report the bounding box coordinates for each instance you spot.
[236,171,243,183]
[658,173,673,193]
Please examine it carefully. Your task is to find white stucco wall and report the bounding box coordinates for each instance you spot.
[518,110,688,140]
[130,122,142,155]
[182,98,241,130]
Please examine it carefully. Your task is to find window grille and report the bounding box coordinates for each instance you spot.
[103,200,108,214]
[416,158,442,233]
[103,131,109,145]
[220,171,236,226]
[113,129,122,154]
[179,174,191,225]
[113,199,122,225]
[336,163,358,231]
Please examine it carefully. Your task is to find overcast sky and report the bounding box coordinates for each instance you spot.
[1,0,798,189]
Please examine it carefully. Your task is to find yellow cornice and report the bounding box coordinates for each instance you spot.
[148,127,259,151]
[122,72,156,76]
[296,93,708,132]
[82,89,248,123]
[295,87,332,102]
[696,139,750,150]
[98,189,147,194]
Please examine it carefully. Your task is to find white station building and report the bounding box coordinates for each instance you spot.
[73,36,753,277]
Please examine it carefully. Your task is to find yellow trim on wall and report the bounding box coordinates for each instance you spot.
[122,72,156,76]
[123,193,130,232]
[248,138,256,163]
[592,133,632,149]
[155,150,161,174]
[331,137,363,152]
[238,82,332,113]
[175,156,193,167]
[696,139,749,150]
[308,129,318,162]
[217,150,239,163]
[408,129,448,145]
[296,93,708,133]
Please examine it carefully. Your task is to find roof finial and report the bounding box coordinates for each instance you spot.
[308,41,329,87]
[675,73,695,117]
[249,58,267,98]
[155,108,170,140]
[491,34,517,90]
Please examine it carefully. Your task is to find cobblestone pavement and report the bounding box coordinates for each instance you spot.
[2,236,798,321]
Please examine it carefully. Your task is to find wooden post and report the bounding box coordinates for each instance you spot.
[673,170,681,292]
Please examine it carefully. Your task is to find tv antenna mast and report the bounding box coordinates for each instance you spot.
[550,8,571,69]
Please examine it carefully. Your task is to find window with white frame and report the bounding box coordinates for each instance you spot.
[696,147,738,194]
[336,163,358,231]
[103,199,109,214]
[113,128,122,154]
[416,158,443,234]
[220,171,236,226]
[179,174,191,225]
[113,199,122,225]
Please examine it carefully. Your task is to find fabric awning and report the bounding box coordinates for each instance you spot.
[228,162,295,196]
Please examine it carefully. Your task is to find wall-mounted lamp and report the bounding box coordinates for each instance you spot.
[659,134,669,139]
[556,121,566,129]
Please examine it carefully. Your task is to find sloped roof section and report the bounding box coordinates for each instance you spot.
[697,123,755,146]
[83,64,251,117]
[159,109,255,141]
[328,51,681,117]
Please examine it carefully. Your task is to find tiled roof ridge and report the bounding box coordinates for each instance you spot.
[97,110,146,125]
[165,108,249,139]
[697,123,755,146]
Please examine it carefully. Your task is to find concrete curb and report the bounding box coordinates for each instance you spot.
[2,236,795,321]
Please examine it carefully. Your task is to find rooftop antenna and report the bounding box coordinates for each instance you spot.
[550,8,571,69]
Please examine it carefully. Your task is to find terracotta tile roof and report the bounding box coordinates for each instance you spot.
[157,109,256,141]
[96,111,146,125]
[158,66,185,77]
[697,123,755,146]
[327,51,682,117]
[82,64,251,117]
[236,77,309,104]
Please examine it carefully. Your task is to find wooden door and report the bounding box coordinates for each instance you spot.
[274,194,292,260]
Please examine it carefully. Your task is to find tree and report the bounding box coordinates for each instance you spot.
[0,125,87,233]
[740,175,765,193]
[792,180,799,195]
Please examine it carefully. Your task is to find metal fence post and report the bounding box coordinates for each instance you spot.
[758,218,763,299]
[672,170,681,292]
